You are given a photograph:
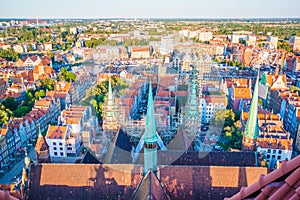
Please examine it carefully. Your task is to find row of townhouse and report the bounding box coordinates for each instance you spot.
[0,42,52,54]
[257,73,300,152]
[42,105,98,162]
[0,97,61,169]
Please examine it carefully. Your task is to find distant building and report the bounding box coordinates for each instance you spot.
[69,27,77,35]
[267,36,278,49]
[230,87,252,112]
[289,36,300,52]
[201,95,227,123]
[0,134,9,169]
[246,35,256,46]
[129,46,150,59]
[283,100,300,138]
[0,79,7,96]
[45,125,82,161]
[284,55,300,72]
[160,37,173,55]
[15,56,42,71]
[198,32,213,42]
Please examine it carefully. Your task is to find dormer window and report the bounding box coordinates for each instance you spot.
[268,142,272,147]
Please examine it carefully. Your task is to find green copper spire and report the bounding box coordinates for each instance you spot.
[184,72,201,140]
[144,80,158,174]
[244,74,259,139]
[144,80,158,144]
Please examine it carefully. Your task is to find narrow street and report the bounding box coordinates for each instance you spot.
[0,148,36,184]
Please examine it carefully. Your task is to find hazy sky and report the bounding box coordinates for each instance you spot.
[1,0,299,18]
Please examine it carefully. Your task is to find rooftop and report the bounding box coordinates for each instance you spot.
[46,126,67,140]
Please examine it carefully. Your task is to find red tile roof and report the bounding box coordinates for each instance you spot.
[228,155,300,200]
[233,87,251,99]
[46,126,67,139]
[29,164,143,199]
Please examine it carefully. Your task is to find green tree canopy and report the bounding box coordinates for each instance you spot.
[2,97,18,111]
[13,106,30,118]
[57,67,76,82]
[0,49,19,61]
[38,78,55,90]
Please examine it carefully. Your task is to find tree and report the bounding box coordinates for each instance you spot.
[61,43,67,51]
[38,90,46,98]
[2,97,18,111]
[46,50,55,61]
[35,91,40,99]
[0,108,12,126]
[13,106,30,118]
[57,67,76,82]
[0,49,19,61]
[38,78,54,90]
[27,44,33,52]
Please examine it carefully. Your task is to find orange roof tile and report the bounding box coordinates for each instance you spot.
[0,128,8,136]
[233,87,251,99]
[132,47,149,53]
[46,126,67,139]
[229,155,300,200]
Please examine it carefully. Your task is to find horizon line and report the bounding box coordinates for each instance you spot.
[0,17,300,20]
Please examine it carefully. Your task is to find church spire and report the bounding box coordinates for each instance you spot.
[144,80,158,174]
[102,76,119,134]
[35,124,50,163]
[144,80,157,144]
[243,73,259,150]
[183,71,201,147]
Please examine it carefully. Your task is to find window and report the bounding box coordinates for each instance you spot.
[272,155,275,158]
[267,155,270,158]
[279,150,282,154]
[54,152,57,156]
[60,152,64,156]
[273,150,276,154]
[278,156,281,160]
[59,143,62,146]
[53,147,57,150]
[267,149,271,153]
[53,142,56,146]
[60,147,63,151]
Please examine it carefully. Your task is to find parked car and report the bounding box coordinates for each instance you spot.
[214,145,223,151]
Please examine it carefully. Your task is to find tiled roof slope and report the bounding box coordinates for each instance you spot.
[227,155,300,200]
[29,164,143,200]
[159,166,268,200]
[166,127,193,151]
[132,171,169,200]
[29,164,268,200]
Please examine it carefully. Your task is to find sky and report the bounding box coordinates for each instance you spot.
[0,0,299,19]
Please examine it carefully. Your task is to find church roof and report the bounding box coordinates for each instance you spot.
[102,129,132,164]
[132,171,169,200]
[166,127,193,151]
[28,163,269,200]
[159,165,268,199]
[81,149,102,164]
[29,164,143,200]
